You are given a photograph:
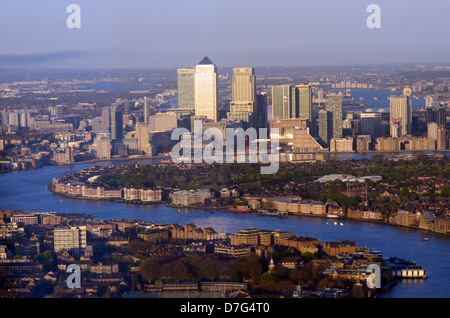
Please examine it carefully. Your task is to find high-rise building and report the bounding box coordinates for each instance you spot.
[8,112,19,127]
[272,84,312,123]
[390,88,412,137]
[425,95,434,108]
[101,108,110,133]
[360,112,382,137]
[98,138,112,159]
[19,112,30,128]
[194,56,218,122]
[426,107,447,150]
[290,86,299,118]
[437,126,447,150]
[177,68,196,109]
[54,226,87,256]
[318,109,333,146]
[256,92,268,129]
[297,84,312,121]
[55,105,64,118]
[325,93,343,139]
[111,107,123,140]
[272,85,292,119]
[136,122,152,154]
[143,97,150,123]
[227,67,257,127]
[426,107,446,127]
[149,112,178,132]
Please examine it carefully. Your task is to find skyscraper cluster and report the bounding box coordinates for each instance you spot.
[272,84,313,122]
[177,57,267,130]
[177,57,219,122]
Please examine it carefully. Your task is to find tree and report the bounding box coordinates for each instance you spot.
[139,258,161,283]
[236,254,263,282]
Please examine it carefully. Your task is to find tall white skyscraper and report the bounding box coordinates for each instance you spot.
[194,56,218,122]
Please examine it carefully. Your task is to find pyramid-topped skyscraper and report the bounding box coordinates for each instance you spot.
[194,56,218,122]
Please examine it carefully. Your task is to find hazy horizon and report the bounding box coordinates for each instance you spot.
[1,0,449,69]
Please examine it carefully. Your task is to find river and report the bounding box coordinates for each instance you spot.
[0,159,449,298]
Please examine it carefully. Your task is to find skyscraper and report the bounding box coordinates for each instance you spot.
[272,84,312,122]
[256,92,268,129]
[177,68,196,109]
[297,84,312,121]
[101,108,110,133]
[136,122,152,154]
[426,107,446,127]
[111,107,123,140]
[272,85,292,119]
[143,97,150,123]
[325,93,343,139]
[318,109,333,145]
[227,67,256,127]
[290,86,299,118]
[95,134,112,160]
[194,56,218,122]
[360,112,382,138]
[390,88,412,137]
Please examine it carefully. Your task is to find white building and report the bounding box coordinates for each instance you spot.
[194,56,218,122]
[54,226,87,255]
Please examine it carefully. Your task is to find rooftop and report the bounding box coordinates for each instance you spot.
[197,56,214,65]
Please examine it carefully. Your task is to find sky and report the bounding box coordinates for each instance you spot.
[0,0,449,69]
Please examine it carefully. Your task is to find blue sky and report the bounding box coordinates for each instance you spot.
[1,0,449,68]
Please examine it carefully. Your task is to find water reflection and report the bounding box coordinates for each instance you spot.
[0,161,449,297]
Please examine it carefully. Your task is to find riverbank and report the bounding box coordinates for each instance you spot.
[1,161,449,298]
[0,154,168,175]
[53,154,168,166]
[48,183,169,206]
[48,177,449,237]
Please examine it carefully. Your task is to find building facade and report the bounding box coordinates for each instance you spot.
[325,93,343,139]
[53,226,87,255]
[194,57,218,122]
[227,67,257,128]
[177,68,196,109]
[390,88,412,137]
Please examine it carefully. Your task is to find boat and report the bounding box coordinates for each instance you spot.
[420,237,431,241]
[370,249,383,255]
[373,97,378,101]
[210,210,214,214]
[326,214,339,219]
[388,257,416,265]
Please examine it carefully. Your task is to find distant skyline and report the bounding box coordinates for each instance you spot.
[1,0,450,69]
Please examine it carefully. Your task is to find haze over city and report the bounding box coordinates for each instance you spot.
[1,0,449,69]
